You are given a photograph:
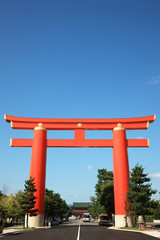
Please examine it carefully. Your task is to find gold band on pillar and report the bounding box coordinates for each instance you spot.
[34,123,46,131]
[113,123,125,131]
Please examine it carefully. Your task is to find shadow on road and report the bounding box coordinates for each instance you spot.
[51,224,112,229]
[1,232,22,236]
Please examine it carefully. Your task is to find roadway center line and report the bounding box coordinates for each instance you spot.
[77,223,81,240]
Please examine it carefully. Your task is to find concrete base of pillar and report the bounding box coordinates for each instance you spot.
[25,215,44,228]
[115,215,133,228]
[115,215,125,227]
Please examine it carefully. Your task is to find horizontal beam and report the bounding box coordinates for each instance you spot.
[10,139,32,147]
[10,121,149,130]
[47,139,113,147]
[5,114,156,124]
[10,139,149,148]
[127,139,149,147]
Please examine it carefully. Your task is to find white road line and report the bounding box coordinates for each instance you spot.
[77,223,81,240]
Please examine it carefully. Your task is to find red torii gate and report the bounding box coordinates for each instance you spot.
[5,114,155,227]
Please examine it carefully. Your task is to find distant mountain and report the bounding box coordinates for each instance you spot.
[67,204,73,207]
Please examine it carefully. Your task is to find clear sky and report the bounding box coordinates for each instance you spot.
[0,0,160,204]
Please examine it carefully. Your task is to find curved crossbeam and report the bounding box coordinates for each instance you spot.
[4,115,156,130]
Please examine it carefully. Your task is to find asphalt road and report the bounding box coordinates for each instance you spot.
[0,220,158,240]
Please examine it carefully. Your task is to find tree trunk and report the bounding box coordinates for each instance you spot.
[142,215,146,228]
[27,214,28,228]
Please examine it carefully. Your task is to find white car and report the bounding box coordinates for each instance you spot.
[69,215,76,220]
[83,213,90,222]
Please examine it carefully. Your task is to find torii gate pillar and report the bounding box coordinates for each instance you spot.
[27,123,47,228]
[113,124,130,227]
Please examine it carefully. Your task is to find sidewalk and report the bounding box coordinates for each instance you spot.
[1,225,25,235]
[1,225,50,236]
[108,226,160,239]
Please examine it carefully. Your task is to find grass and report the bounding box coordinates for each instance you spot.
[12,227,35,230]
[120,226,146,231]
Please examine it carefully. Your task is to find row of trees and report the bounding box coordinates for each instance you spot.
[89,164,160,226]
[45,188,72,221]
[1,163,160,228]
[0,178,72,227]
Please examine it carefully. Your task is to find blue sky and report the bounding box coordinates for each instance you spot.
[0,0,160,204]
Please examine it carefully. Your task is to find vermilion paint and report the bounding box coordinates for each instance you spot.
[30,125,47,215]
[113,126,129,215]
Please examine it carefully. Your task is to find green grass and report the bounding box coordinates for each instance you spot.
[13,227,35,230]
[120,226,145,231]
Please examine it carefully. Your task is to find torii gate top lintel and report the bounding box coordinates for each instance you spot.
[4,114,156,130]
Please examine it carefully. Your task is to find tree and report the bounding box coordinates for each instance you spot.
[88,196,105,219]
[95,169,114,218]
[0,193,7,212]
[15,190,27,222]
[19,177,39,228]
[126,163,159,227]
[45,189,55,219]
[45,188,70,222]
[4,193,21,222]
[100,181,114,218]
[95,169,110,199]
[153,202,160,220]
[0,191,3,199]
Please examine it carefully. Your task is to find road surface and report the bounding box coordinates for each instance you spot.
[0,219,158,240]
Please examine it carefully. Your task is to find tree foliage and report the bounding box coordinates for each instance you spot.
[100,180,114,218]
[4,193,21,220]
[0,190,24,223]
[88,169,114,219]
[19,177,39,228]
[153,202,160,220]
[88,196,105,218]
[0,191,3,199]
[45,188,71,220]
[95,169,114,218]
[126,163,159,226]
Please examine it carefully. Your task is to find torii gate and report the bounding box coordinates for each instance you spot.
[4,114,155,227]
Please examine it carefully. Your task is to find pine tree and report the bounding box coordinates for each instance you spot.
[19,177,39,228]
[95,169,113,200]
[126,163,158,227]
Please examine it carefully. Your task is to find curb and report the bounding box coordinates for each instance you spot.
[108,226,160,238]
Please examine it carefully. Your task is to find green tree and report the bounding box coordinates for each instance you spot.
[45,188,70,221]
[4,193,21,222]
[95,169,114,218]
[153,201,160,220]
[0,194,6,209]
[0,191,3,199]
[88,196,105,219]
[19,177,39,228]
[100,181,114,218]
[0,191,23,223]
[45,189,55,219]
[15,190,27,222]
[95,169,110,199]
[126,163,158,227]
